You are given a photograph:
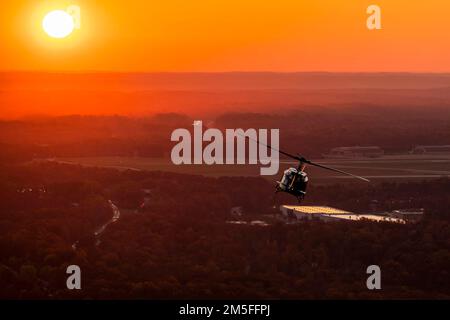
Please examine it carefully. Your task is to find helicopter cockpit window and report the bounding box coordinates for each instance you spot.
[279,168,298,191]
[293,172,308,195]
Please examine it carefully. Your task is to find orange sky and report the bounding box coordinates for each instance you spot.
[1,0,449,72]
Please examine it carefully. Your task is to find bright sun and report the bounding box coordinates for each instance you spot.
[42,10,74,38]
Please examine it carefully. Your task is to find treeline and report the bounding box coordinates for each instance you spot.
[2,106,450,161]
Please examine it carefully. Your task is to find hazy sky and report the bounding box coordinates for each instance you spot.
[1,0,449,72]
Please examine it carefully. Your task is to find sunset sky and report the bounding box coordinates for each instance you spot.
[1,0,449,72]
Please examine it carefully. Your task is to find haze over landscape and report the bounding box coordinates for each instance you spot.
[0,0,449,301]
[2,72,450,118]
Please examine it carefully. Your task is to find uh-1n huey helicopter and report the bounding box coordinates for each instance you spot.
[246,135,370,202]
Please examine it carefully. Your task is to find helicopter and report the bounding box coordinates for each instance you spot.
[244,135,370,202]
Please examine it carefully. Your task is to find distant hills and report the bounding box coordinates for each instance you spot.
[1,72,450,118]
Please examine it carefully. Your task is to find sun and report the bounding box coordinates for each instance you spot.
[42,10,74,38]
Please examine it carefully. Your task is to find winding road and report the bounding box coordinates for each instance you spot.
[72,200,120,250]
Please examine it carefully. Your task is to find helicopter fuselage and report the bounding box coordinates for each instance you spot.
[276,167,308,200]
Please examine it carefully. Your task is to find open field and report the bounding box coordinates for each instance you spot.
[42,155,450,184]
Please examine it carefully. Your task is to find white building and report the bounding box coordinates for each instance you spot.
[388,209,424,222]
[280,205,405,224]
[323,146,384,159]
[410,145,450,155]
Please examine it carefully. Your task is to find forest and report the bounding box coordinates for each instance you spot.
[0,162,449,299]
[1,104,450,162]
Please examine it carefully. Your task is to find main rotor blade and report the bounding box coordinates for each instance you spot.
[237,132,302,161]
[305,160,370,182]
[237,131,370,182]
